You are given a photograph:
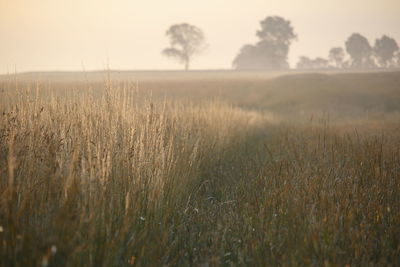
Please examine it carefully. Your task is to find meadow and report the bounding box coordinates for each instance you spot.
[0,71,399,266]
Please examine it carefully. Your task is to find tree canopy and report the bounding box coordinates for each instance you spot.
[233,16,296,70]
[345,33,375,69]
[162,23,205,70]
[374,35,399,68]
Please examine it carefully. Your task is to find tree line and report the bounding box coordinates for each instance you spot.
[162,17,400,70]
[297,33,399,70]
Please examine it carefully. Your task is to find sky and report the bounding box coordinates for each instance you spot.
[0,0,399,73]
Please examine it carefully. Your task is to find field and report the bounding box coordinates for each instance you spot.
[0,71,400,266]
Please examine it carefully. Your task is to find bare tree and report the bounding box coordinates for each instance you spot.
[162,23,205,70]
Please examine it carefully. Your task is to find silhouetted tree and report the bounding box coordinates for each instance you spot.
[233,16,296,70]
[162,23,205,70]
[345,33,375,69]
[374,35,399,68]
[232,44,259,69]
[395,51,400,68]
[256,16,297,47]
[296,56,329,69]
[296,56,313,69]
[329,47,345,68]
[313,57,330,69]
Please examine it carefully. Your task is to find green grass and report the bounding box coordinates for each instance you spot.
[0,72,399,266]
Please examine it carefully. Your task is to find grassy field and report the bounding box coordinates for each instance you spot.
[0,71,399,266]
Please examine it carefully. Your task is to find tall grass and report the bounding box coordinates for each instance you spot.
[0,81,399,266]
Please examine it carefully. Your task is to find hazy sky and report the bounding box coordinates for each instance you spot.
[0,0,399,73]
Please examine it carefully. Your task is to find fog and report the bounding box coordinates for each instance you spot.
[0,0,399,73]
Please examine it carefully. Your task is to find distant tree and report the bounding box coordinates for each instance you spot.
[162,23,206,70]
[296,56,329,70]
[395,51,400,68]
[374,35,399,68]
[256,16,297,47]
[296,56,313,69]
[345,33,375,69]
[313,57,330,69]
[232,44,259,69]
[233,16,297,70]
[234,40,290,69]
[329,47,345,68]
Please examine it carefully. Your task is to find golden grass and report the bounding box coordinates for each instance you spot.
[0,77,399,266]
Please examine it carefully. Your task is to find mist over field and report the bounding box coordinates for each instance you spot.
[1,0,400,72]
[1,1,400,266]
